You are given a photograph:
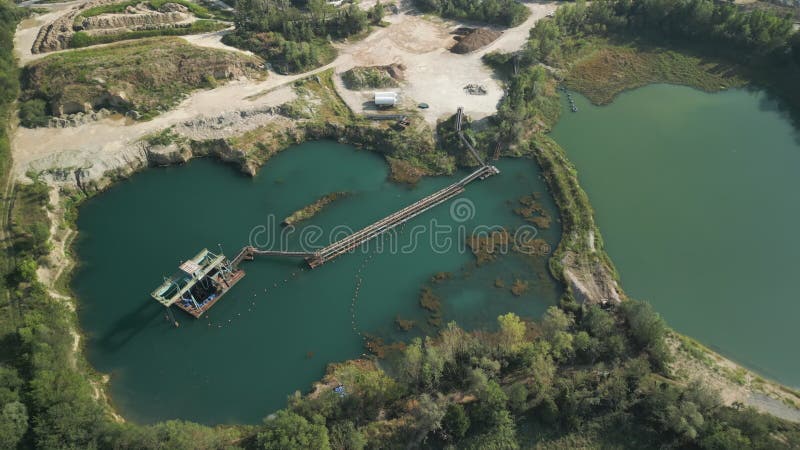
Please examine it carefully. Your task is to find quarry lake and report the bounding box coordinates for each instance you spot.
[551,84,800,389]
[73,141,562,424]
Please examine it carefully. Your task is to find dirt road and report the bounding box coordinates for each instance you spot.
[11,1,558,182]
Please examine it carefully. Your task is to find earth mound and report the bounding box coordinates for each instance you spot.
[450,27,502,54]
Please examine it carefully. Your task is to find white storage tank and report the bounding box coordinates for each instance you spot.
[374,92,398,107]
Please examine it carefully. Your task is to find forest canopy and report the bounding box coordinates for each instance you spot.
[413,0,529,27]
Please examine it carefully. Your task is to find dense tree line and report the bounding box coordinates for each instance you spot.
[224,0,383,73]
[0,0,21,182]
[413,0,529,27]
[526,0,798,66]
[258,305,800,448]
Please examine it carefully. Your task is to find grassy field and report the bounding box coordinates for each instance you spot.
[22,37,262,121]
[70,19,228,48]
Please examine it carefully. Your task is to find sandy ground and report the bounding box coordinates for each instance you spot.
[668,334,800,423]
[333,3,558,123]
[13,0,83,65]
[181,27,254,55]
[11,1,557,181]
[14,83,297,177]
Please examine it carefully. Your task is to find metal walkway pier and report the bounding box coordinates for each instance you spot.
[239,107,499,269]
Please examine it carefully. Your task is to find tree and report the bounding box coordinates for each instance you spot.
[368,0,384,25]
[582,305,615,338]
[399,338,423,386]
[700,425,751,449]
[257,410,330,450]
[526,19,562,63]
[412,394,445,443]
[497,312,526,352]
[619,300,671,371]
[421,338,445,389]
[328,421,366,450]
[462,409,518,450]
[519,343,556,404]
[541,306,572,338]
[0,401,27,449]
[442,403,470,441]
[19,98,49,128]
[506,382,528,415]
[541,307,574,361]
[17,256,38,283]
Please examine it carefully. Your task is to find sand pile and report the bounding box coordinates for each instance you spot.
[451,28,502,54]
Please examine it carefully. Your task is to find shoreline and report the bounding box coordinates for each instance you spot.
[41,131,800,425]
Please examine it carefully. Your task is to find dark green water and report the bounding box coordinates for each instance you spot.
[73,141,562,424]
[551,84,800,388]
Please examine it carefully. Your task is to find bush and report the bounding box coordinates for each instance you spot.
[442,403,470,440]
[18,98,49,127]
[257,410,330,449]
[223,31,335,74]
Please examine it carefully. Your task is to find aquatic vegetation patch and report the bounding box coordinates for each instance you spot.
[514,193,552,230]
[395,316,415,331]
[283,191,349,226]
[466,229,511,265]
[513,234,551,257]
[565,45,744,105]
[510,279,529,297]
[363,333,406,358]
[419,286,441,313]
[430,271,452,283]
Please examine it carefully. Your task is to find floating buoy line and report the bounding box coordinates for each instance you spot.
[204,265,306,330]
[349,222,406,340]
[204,223,405,340]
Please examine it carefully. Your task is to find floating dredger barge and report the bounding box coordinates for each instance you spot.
[150,248,245,319]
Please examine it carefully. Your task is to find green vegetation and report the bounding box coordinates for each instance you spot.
[144,127,186,146]
[70,19,228,48]
[277,308,800,448]
[18,98,48,128]
[341,66,399,90]
[553,0,796,62]
[10,179,52,261]
[413,0,529,27]
[0,0,21,198]
[223,0,384,73]
[223,31,336,74]
[523,0,800,108]
[283,191,349,225]
[21,37,261,123]
[564,46,743,105]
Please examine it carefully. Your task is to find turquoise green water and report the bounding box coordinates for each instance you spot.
[73,141,562,424]
[551,84,800,388]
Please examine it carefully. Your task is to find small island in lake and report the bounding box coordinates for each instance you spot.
[282,191,350,226]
